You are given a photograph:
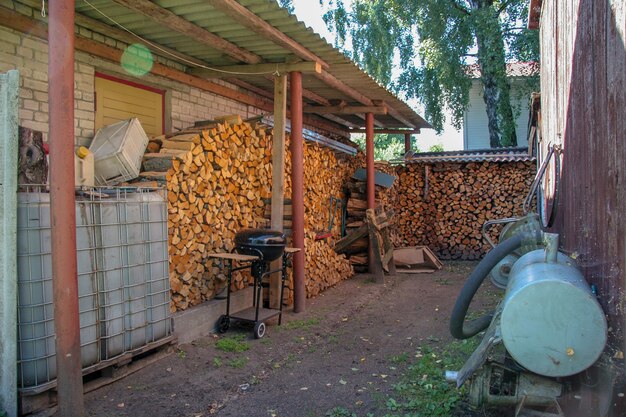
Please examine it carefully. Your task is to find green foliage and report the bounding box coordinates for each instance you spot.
[277,0,294,14]
[428,144,445,153]
[324,407,357,417]
[377,340,479,417]
[351,133,416,161]
[322,0,539,147]
[215,334,250,353]
[283,317,321,330]
[213,357,223,368]
[227,357,248,368]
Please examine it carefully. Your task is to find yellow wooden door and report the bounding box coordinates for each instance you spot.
[95,74,164,137]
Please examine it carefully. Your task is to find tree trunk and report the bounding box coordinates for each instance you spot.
[470,0,518,148]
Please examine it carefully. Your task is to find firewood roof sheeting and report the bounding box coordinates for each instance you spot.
[395,147,535,164]
[73,0,431,133]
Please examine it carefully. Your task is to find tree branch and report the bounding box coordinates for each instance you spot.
[496,0,515,16]
[449,0,471,15]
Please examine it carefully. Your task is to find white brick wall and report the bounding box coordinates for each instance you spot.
[0,3,267,146]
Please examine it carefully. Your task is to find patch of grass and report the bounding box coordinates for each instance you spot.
[227,357,248,368]
[215,334,250,353]
[177,348,186,359]
[363,277,377,284]
[284,317,321,330]
[324,407,357,417]
[378,339,480,417]
[389,352,409,364]
[213,357,223,368]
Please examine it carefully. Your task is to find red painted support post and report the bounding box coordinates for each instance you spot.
[290,71,306,313]
[404,133,411,154]
[48,1,85,415]
[365,113,375,210]
[365,113,378,275]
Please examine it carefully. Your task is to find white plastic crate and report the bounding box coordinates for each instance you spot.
[89,118,149,185]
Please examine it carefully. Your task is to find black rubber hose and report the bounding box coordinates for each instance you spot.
[449,231,543,339]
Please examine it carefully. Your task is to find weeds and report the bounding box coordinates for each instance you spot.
[177,348,186,359]
[322,340,481,417]
[378,338,479,417]
[215,334,250,353]
[227,357,248,368]
[213,357,223,368]
[284,317,321,330]
[324,407,356,417]
[389,352,409,364]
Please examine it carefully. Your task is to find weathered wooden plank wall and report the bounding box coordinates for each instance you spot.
[539,0,626,356]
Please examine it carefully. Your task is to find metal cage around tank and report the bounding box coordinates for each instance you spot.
[16,186,173,392]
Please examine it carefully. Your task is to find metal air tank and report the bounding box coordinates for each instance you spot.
[500,236,607,378]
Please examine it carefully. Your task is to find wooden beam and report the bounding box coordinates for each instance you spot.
[189,61,321,78]
[386,108,416,128]
[303,105,388,115]
[226,78,275,99]
[111,0,262,64]
[0,7,351,139]
[372,100,416,128]
[7,0,210,69]
[206,0,329,68]
[270,74,287,309]
[316,70,374,106]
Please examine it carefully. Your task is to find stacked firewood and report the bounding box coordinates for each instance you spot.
[270,140,357,301]
[138,122,271,312]
[341,161,396,271]
[137,121,360,311]
[394,161,535,260]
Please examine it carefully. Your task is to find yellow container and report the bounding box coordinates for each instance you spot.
[75,146,95,187]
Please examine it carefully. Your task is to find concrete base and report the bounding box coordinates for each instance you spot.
[172,287,253,345]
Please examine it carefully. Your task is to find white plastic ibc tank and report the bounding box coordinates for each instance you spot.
[96,190,171,359]
[89,118,149,186]
[16,193,99,390]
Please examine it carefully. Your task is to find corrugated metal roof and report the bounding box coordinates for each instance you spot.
[72,0,430,132]
[394,147,536,164]
[466,62,540,78]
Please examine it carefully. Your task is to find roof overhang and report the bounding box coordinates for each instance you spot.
[9,0,430,136]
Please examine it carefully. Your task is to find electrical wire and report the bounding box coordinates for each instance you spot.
[81,0,281,76]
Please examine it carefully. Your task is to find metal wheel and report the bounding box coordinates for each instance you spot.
[253,321,266,339]
[217,315,230,334]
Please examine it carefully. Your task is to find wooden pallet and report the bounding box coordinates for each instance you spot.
[20,335,177,416]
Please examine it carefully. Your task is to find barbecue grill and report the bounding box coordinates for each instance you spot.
[234,229,286,262]
[210,229,294,339]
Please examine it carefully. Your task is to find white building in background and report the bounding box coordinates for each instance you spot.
[463,62,539,150]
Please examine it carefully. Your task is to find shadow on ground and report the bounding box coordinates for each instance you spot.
[84,261,503,417]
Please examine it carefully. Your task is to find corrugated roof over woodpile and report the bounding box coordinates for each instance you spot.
[395,147,535,164]
[72,0,430,133]
[465,62,540,78]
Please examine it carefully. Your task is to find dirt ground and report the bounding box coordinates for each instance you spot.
[84,261,502,417]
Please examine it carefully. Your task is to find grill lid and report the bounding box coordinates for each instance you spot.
[235,229,286,246]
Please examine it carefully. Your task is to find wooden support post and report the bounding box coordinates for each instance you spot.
[270,74,287,309]
[404,133,411,154]
[290,71,306,313]
[366,209,385,283]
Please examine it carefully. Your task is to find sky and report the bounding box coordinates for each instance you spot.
[289,0,464,151]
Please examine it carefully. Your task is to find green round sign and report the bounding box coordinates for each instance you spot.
[121,43,153,77]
